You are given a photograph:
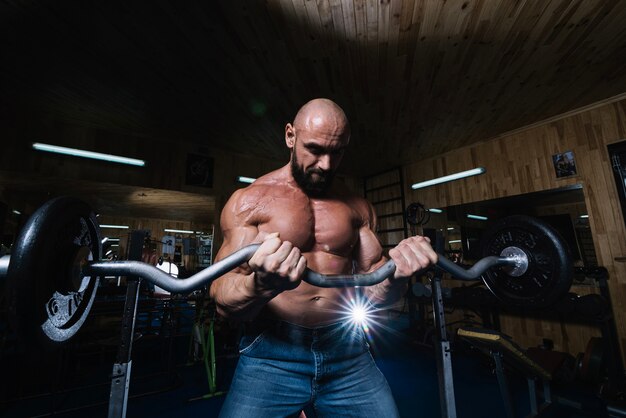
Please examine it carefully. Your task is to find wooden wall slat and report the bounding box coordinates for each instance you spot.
[403,97,626,362]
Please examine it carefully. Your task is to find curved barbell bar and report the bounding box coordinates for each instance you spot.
[80,243,520,293]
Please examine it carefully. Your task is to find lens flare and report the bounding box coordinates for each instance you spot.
[344,297,376,331]
[328,292,408,352]
[351,304,368,324]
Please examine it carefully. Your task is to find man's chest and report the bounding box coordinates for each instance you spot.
[256,196,361,256]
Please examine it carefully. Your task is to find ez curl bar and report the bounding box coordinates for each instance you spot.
[0,197,573,344]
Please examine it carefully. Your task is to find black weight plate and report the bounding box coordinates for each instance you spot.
[480,215,573,309]
[406,203,428,226]
[7,196,101,346]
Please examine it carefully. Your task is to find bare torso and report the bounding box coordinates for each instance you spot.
[217,166,380,326]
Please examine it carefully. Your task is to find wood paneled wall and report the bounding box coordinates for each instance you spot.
[403,98,626,360]
[0,115,361,254]
[0,115,284,242]
[365,169,406,248]
[0,115,285,199]
[97,214,213,271]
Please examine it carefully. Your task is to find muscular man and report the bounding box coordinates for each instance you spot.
[210,98,438,417]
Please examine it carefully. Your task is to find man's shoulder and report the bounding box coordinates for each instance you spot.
[251,167,289,187]
[227,168,289,203]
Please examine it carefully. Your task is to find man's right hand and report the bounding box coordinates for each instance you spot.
[248,232,307,293]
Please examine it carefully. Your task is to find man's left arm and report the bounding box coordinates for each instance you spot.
[354,202,438,307]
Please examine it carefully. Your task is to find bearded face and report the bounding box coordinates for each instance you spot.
[291,150,335,196]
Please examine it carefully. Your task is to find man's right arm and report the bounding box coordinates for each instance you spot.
[208,189,306,321]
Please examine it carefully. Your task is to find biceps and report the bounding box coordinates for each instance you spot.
[214,225,260,274]
[355,227,385,273]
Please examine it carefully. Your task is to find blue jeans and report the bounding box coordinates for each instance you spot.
[218,320,400,418]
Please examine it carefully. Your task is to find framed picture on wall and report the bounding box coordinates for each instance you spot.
[185,153,214,188]
[552,150,577,178]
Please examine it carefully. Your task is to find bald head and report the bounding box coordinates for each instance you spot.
[285,98,350,195]
[293,98,350,138]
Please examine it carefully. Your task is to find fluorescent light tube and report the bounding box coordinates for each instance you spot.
[449,240,462,244]
[447,227,455,231]
[164,228,195,234]
[33,142,145,167]
[12,209,21,215]
[411,167,486,190]
[100,224,130,229]
[579,214,589,219]
[237,176,256,184]
[101,237,120,244]
[466,214,488,221]
[428,208,443,213]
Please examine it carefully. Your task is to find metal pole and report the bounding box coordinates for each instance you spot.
[107,230,148,418]
[431,273,457,418]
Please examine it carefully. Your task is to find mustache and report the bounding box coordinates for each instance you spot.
[307,168,330,177]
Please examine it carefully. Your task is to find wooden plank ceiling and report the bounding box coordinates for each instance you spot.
[1,0,626,177]
[0,171,217,224]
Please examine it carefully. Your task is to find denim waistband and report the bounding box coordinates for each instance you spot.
[245,319,357,346]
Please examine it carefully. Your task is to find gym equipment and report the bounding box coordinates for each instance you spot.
[480,215,573,309]
[187,313,228,401]
[457,327,553,418]
[577,337,607,386]
[405,202,431,226]
[0,197,573,345]
[4,197,101,344]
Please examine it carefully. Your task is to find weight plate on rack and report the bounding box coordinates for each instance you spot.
[480,215,573,309]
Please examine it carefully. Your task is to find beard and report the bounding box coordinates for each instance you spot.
[291,153,335,196]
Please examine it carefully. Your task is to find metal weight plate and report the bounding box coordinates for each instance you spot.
[7,196,101,345]
[480,215,573,309]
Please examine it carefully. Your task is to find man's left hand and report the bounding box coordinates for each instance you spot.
[388,236,438,279]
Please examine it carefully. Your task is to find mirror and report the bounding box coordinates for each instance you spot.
[0,177,217,276]
[423,184,596,268]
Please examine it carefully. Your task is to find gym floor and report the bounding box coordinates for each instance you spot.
[0,299,611,418]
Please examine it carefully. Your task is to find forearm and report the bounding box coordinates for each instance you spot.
[209,272,279,321]
[364,276,409,307]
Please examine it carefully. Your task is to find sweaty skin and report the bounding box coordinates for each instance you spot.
[209,98,437,326]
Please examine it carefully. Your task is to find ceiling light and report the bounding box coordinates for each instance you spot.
[101,237,120,244]
[466,214,488,221]
[164,228,195,234]
[447,227,455,231]
[449,239,462,244]
[428,208,443,213]
[12,209,21,215]
[100,224,130,229]
[411,167,486,190]
[32,142,145,167]
[237,176,256,184]
[579,214,589,219]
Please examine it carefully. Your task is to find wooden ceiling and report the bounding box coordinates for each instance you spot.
[1,0,626,217]
[0,171,217,224]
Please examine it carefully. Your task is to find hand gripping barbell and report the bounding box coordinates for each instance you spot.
[0,197,573,345]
